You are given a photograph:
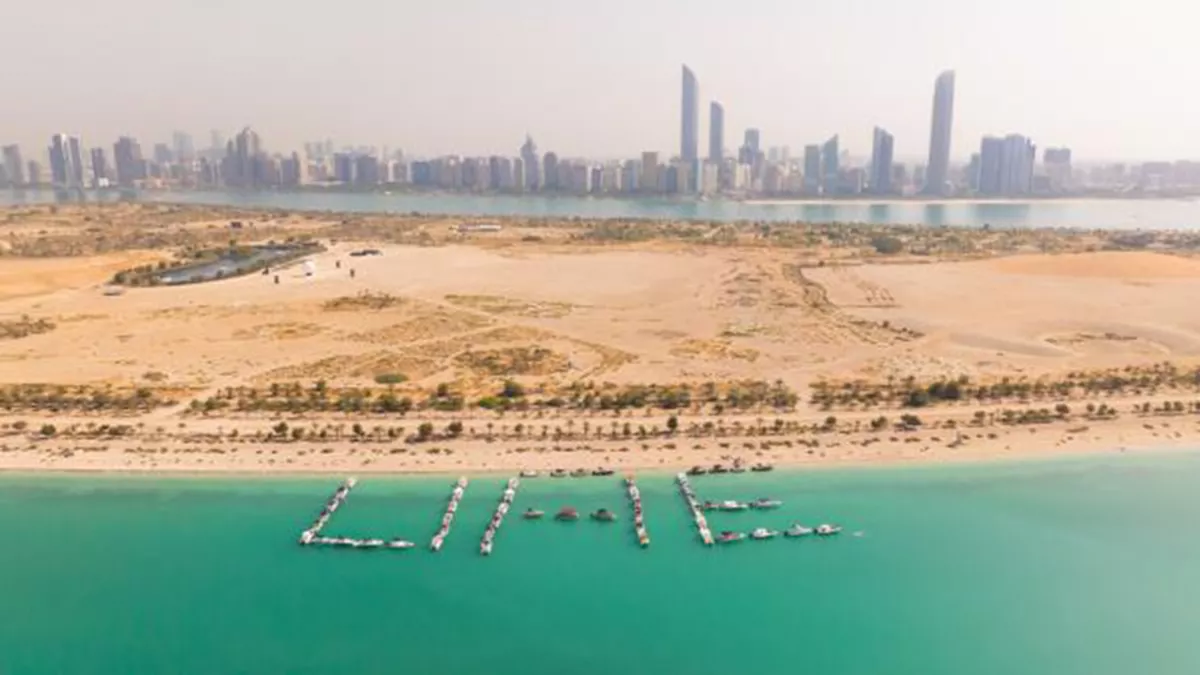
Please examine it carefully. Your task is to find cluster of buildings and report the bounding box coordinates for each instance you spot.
[2,67,1199,199]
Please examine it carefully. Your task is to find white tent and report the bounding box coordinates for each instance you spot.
[302,260,316,277]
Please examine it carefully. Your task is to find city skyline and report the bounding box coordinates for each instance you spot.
[3,0,1197,161]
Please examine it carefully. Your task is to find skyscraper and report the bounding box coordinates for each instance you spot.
[741,129,761,161]
[641,152,660,193]
[924,70,956,195]
[543,152,559,190]
[48,134,83,189]
[977,134,1035,196]
[172,131,195,162]
[869,127,895,195]
[114,136,144,187]
[90,148,108,186]
[223,127,263,188]
[2,145,25,187]
[803,145,821,194]
[821,135,840,195]
[680,65,699,163]
[519,135,540,191]
[708,101,724,162]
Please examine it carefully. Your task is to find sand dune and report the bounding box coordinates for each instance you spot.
[987,251,1200,279]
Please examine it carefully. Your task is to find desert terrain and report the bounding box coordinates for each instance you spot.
[3,202,1200,474]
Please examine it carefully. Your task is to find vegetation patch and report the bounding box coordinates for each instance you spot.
[454,346,570,376]
[0,316,55,340]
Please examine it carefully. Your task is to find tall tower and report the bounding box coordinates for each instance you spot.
[708,101,724,162]
[48,134,83,189]
[924,70,956,195]
[680,65,699,163]
[520,135,540,190]
[870,127,895,195]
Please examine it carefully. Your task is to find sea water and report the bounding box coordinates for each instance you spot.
[5,188,1200,229]
[3,453,1200,674]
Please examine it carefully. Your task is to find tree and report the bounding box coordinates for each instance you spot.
[39,424,56,437]
[446,421,464,437]
[501,380,525,399]
[417,422,434,441]
[1054,403,1071,418]
[666,415,679,434]
[870,235,904,255]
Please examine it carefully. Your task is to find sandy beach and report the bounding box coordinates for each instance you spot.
[4,202,1200,474]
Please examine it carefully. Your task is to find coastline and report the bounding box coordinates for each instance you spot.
[1,410,1194,477]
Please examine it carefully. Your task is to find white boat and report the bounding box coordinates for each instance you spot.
[480,541,493,556]
[298,530,315,545]
[750,528,779,540]
[363,539,385,548]
[816,524,843,536]
[750,498,783,510]
[520,470,539,478]
[784,524,813,537]
[717,531,746,543]
[718,501,749,511]
[388,540,415,549]
[457,477,469,488]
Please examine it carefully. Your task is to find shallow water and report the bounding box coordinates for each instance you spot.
[3,453,1200,674]
[5,188,1200,229]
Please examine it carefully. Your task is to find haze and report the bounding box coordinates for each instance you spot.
[5,0,1196,161]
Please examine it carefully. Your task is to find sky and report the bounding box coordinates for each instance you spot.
[3,0,1197,163]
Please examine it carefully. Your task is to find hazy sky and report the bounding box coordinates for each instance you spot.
[5,0,1197,162]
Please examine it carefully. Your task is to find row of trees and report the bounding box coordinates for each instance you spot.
[0,385,171,413]
[811,363,1200,410]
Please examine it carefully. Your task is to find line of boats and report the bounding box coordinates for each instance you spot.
[716,523,843,543]
[676,472,714,545]
[626,475,650,547]
[520,505,617,522]
[519,467,616,479]
[686,462,773,476]
[480,477,520,556]
[701,498,782,511]
[297,477,357,546]
[309,536,416,549]
[431,477,468,552]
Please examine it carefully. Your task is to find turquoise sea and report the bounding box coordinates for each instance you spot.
[4,453,1200,674]
[5,188,1200,229]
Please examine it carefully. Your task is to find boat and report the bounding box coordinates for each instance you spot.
[750,463,774,472]
[591,467,615,476]
[717,530,746,543]
[750,498,783,510]
[519,469,539,478]
[388,539,415,549]
[480,540,493,556]
[729,464,747,474]
[816,524,843,536]
[718,500,749,511]
[710,464,728,474]
[686,466,708,476]
[570,469,589,478]
[702,501,720,511]
[591,508,617,522]
[550,469,567,478]
[784,524,813,538]
[363,538,386,548]
[749,528,779,540]
[523,508,545,519]
[555,507,579,521]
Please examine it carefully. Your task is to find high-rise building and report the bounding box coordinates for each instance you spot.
[1000,134,1035,196]
[2,145,24,187]
[1043,147,1072,193]
[739,128,761,165]
[803,145,821,194]
[153,143,173,165]
[520,135,540,190]
[89,148,109,186]
[869,127,895,195]
[27,160,42,186]
[543,152,559,190]
[680,65,699,164]
[173,131,195,162]
[641,151,659,193]
[924,70,956,195]
[708,101,724,162]
[49,134,84,189]
[223,127,263,188]
[977,134,1035,196]
[113,136,144,187]
[821,135,840,195]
